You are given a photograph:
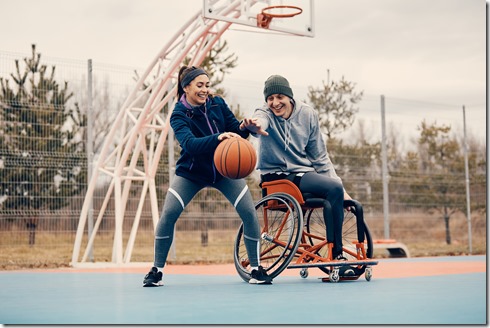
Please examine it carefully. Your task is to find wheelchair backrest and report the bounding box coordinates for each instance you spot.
[261,179,305,205]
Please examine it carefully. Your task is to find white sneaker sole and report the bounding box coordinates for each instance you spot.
[143,281,164,287]
[249,278,272,285]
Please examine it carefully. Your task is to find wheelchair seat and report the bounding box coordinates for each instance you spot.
[261,179,325,208]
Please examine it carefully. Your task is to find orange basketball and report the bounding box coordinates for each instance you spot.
[214,137,257,179]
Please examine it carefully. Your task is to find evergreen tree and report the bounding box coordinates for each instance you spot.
[0,45,86,245]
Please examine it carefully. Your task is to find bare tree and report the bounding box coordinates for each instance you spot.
[306,69,363,139]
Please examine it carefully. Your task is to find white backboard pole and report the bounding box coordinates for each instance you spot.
[72,0,315,267]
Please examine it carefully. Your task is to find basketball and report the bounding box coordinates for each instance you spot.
[214,137,257,179]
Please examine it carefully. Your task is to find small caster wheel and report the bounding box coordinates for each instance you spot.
[300,268,309,278]
[330,268,340,283]
[365,266,372,281]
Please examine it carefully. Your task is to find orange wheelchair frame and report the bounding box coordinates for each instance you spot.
[234,179,378,283]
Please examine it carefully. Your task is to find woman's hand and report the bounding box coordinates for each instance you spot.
[217,132,241,141]
[240,118,269,136]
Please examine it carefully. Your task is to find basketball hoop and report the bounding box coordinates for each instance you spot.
[257,5,303,29]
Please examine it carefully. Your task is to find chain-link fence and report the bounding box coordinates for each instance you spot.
[0,49,486,269]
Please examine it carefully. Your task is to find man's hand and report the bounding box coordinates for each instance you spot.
[240,118,269,136]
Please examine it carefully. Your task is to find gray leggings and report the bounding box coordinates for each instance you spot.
[154,175,261,268]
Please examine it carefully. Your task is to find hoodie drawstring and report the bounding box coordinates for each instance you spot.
[284,119,292,151]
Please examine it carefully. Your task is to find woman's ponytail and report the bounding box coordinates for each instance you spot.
[177,66,188,99]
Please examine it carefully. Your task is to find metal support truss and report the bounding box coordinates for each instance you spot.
[71,1,247,266]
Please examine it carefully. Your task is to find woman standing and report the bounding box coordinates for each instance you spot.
[143,66,271,287]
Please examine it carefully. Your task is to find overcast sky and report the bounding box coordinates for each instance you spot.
[1,0,486,146]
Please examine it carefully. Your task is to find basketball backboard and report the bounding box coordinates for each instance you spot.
[203,0,314,37]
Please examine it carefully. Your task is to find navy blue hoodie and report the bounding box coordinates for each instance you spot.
[170,95,250,185]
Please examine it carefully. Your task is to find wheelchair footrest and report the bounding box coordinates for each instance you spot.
[321,276,360,282]
[288,259,378,269]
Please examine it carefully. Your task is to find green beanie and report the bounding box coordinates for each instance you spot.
[263,75,294,101]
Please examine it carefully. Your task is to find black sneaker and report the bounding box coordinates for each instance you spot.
[143,267,163,287]
[249,266,272,284]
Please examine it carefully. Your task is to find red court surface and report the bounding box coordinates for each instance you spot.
[31,255,486,279]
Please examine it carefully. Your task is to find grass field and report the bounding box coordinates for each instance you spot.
[0,227,486,270]
[0,209,486,270]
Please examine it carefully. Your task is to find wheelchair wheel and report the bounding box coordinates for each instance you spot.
[304,201,373,275]
[234,192,303,282]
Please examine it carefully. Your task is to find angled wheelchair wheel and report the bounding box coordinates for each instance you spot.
[234,192,303,282]
[304,200,373,275]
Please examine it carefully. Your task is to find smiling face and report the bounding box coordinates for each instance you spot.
[184,74,210,106]
[266,94,293,119]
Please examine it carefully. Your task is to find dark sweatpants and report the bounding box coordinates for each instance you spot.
[299,171,345,257]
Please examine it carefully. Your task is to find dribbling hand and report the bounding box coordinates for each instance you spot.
[217,132,241,141]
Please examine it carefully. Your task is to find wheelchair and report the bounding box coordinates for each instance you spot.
[234,179,378,283]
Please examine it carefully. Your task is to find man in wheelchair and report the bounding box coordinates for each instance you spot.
[240,74,352,261]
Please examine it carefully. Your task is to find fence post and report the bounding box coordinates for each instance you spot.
[87,59,94,261]
[462,105,472,254]
[380,95,390,239]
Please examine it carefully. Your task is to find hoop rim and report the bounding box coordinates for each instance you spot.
[261,5,303,18]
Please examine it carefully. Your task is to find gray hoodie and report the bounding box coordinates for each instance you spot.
[252,99,342,184]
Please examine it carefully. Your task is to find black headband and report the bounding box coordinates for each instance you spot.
[180,68,208,88]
